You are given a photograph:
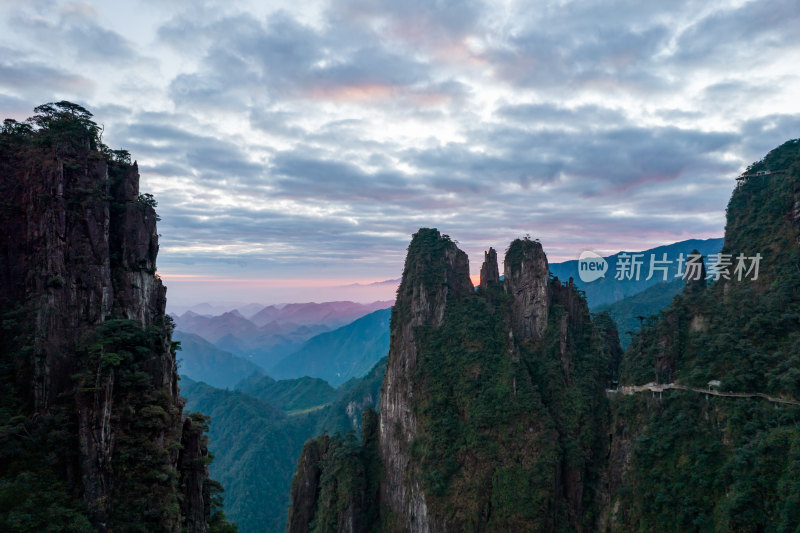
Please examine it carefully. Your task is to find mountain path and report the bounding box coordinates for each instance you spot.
[608,382,800,406]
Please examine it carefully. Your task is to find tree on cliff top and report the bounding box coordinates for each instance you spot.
[1,101,131,165]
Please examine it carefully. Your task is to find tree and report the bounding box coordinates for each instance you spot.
[26,101,102,152]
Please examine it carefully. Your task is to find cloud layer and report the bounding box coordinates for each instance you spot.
[2,0,799,305]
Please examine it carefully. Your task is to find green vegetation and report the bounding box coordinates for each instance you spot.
[74,319,184,530]
[236,375,338,412]
[393,228,460,319]
[410,276,614,530]
[303,409,381,533]
[269,307,391,386]
[0,303,94,531]
[315,357,386,435]
[180,358,385,533]
[3,101,129,165]
[596,279,684,348]
[182,377,314,533]
[613,139,800,531]
[612,393,800,532]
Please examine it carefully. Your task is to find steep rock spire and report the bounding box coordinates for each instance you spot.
[504,238,551,342]
[379,228,472,533]
[479,247,500,289]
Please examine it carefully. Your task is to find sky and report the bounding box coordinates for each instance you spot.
[2,0,799,308]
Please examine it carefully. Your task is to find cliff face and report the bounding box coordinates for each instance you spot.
[288,230,618,532]
[478,247,499,289]
[606,139,800,531]
[0,105,221,531]
[504,238,550,343]
[287,409,381,533]
[379,228,473,533]
[287,435,330,533]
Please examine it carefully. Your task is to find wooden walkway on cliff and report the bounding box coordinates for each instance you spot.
[736,168,787,186]
[607,382,800,406]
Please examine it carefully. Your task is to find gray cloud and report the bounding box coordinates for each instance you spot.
[672,0,800,66]
[1,0,799,295]
[11,11,139,64]
[0,57,94,96]
[163,8,467,113]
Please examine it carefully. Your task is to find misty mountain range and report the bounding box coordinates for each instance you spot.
[174,238,723,393]
[173,301,392,386]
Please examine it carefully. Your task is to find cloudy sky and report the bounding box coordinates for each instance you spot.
[2,0,799,306]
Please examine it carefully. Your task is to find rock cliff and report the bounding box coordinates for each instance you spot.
[379,228,473,533]
[288,229,618,532]
[0,103,226,531]
[478,247,499,289]
[504,238,550,342]
[607,139,800,531]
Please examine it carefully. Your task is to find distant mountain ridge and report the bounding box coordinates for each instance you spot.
[549,237,724,308]
[235,375,339,413]
[172,300,391,371]
[595,279,685,349]
[250,300,392,328]
[174,331,264,389]
[269,307,391,386]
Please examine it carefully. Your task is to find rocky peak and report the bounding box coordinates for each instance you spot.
[395,228,473,327]
[287,435,331,533]
[0,104,222,531]
[479,247,500,289]
[504,238,551,342]
[287,229,621,532]
[379,228,472,533]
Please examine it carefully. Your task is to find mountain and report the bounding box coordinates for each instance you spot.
[172,300,391,372]
[0,103,232,531]
[174,330,264,389]
[595,278,685,349]
[269,307,391,386]
[250,300,392,328]
[236,375,338,413]
[183,301,266,318]
[549,237,724,308]
[180,359,385,533]
[173,309,330,370]
[314,357,386,435]
[237,302,267,318]
[287,230,619,532]
[181,376,320,533]
[174,310,263,343]
[604,139,800,531]
[285,140,800,532]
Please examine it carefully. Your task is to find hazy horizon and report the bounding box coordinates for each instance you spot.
[163,234,724,308]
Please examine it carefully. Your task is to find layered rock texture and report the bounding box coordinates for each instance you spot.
[0,104,226,531]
